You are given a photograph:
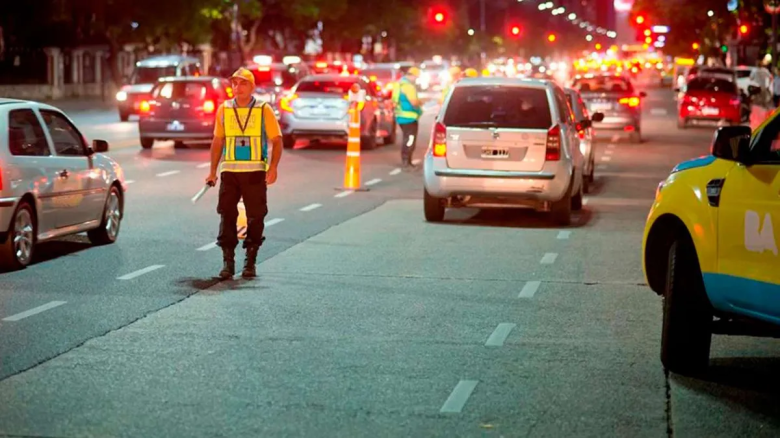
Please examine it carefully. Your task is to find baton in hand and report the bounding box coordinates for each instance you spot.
[191,181,215,204]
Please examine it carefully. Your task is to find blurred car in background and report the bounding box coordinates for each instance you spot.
[245,58,310,116]
[565,88,604,193]
[115,55,201,122]
[571,74,645,143]
[277,74,396,150]
[677,76,741,129]
[362,64,403,98]
[138,76,232,149]
[419,59,452,91]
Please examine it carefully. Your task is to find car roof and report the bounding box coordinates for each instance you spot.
[454,77,553,88]
[136,55,200,67]
[156,76,223,83]
[301,74,363,82]
[0,99,69,114]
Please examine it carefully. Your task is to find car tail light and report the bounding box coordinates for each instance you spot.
[575,123,585,140]
[280,94,297,112]
[433,122,447,157]
[619,97,640,107]
[315,61,328,69]
[546,125,561,161]
[0,167,3,191]
[202,99,215,114]
[139,100,151,113]
[729,97,741,106]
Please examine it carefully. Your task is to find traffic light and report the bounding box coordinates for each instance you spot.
[511,25,521,36]
[739,24,749,35]
[721,44,728,53]
[595,43,602,50]
[429,7,448,26]
[644,29,651,37]
[692,42,700,50]
[645,36,652,44]
[635,15,645,25]
[547,33,557,42]
[434,11,445,23]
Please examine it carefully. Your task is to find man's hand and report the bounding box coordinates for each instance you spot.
[205,173,218,187]
[266,166,278,185]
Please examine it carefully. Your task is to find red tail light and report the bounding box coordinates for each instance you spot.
[575,123,585,140]
[729,97,741,106]
[0,167,3,191]
[433,122,447,157]
[280,94,297,112]
[619,97,640,107]
[139,100,151,113]
[546,125,561,161]
[202,99,215,114]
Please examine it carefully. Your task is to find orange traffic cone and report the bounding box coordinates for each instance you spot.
[339,91,369,192]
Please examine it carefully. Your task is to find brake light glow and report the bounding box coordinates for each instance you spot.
[433,122,447,157]
[575,123,585,140]
[203,99,215,114]
[258,66,270,72]
[315,62,328,68]
[546,125,561,161]
[139,100,151,113]
[0,167,3,191]
[280,94,297,112]
[729,97,741,106]
[619,97,640,107]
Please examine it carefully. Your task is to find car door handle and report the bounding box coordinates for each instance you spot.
[59,169,69,178]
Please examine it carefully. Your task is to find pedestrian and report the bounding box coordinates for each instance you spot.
[391,67,423,170]
[205,67,282,279]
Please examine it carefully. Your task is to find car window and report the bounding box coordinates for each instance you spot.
[751,113,780,164]
[39,110,86,156]
[131,66,177,84]
[8,109,50,156]
[443,86,552,129]
[555,89,573,123]
[573,77,634,93]
[296,80,356,94]
[152,82,213,100]
[685,77,737,94]
[735,70,751,79]
[565,94,585,120]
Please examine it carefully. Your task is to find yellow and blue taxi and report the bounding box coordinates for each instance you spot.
[642,111,780,374]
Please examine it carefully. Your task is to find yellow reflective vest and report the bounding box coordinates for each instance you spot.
[220,98,268,173]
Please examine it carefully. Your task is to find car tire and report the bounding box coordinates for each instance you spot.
[0,201,35,271]
[119,111,129,122]
[571,174,584,211]
[677,118,687,129]
[661,239,713,375]
[361,120,378,150]
[282,135,296,149]
[423,188,445,222]
[550,182,572,226]
[88,186,123,245]
[173,141,186,149]
[384,121,397,145]
[141,138,154,149]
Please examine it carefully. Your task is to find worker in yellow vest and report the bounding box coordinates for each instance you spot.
[206,67,283,279]
[392,67,423,169]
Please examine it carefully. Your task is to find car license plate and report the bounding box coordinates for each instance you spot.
[590,102,612,111]
[166,122,185,131]
[481,147,509,158]
[702,107,719,116]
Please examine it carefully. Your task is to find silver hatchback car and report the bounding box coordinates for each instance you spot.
[0,99,126,270]
[423,78,585,225]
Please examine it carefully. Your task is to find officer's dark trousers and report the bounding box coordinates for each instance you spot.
[217,171,268,250]
[399,121,419,165]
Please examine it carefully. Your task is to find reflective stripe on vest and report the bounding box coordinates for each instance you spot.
[220,98,268,173]
[392,80,420,121]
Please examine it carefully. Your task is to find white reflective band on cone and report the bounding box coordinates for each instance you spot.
[349,123,360,128]
[347,151,361,157]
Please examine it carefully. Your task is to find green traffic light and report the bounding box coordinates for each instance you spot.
[721,45,728,53]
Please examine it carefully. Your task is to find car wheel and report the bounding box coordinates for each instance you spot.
[677,117,687,129]
[173,141,186,149]
[423,188,445,222]
[88,186,123,245]
[550,182,572,226]
[661,239,713,375]
[0,201,35,271]
[384,121,397,145]
[571,174,584,211]
[119,111,129,122]
[141,138,154,149]
[283,135,296,149]
[361,120,378,150]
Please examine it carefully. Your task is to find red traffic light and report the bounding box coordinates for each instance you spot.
[434,12,445,22]
[739,24,749,35]
[547,33,557,42]
[635,15,645,25]
[511,25,521,36]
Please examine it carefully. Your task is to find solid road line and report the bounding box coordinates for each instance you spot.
[365,178,382,186]
[518,281,541,298]
[485,323,516,347]
[117,265,165,280]
[2,301,67,322]
[440,380,479,413]
[300,203,322,212]
[557,231,571,239]
[156,170,180,177]
[389,168,402,175]
[540,253,558,264]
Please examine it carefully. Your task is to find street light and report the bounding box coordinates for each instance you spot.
[511,25,522,36]
[468,28,475,36]
[586,34,593,41]
[707,10,714,17]
[739,24,749,35]
[568,13,577,20]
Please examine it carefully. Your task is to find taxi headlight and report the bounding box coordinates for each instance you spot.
[116,91,127,101]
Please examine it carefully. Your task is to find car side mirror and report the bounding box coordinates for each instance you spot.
[748,85,761,96]
[639,91,647,98]
[93,139,109,153]
[579,119,592,129]
[591,112,604,122]
[711,126,751,164]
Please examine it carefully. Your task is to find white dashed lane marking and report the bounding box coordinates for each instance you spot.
[440,380,479,413]
[611,134,620,142]
[365,178,382,186]
[601,156,612,162]
[197,242,219,252]
[607,143,616,149]
[125,180,135,184]
[117,265,165,280]
[197,162,211,169]
[485,323,516,347]
[335,191,354,198]
[300,203,322,212]
[540,253,558,264]
[518,281,541,298]
[605,149,614,155]
[389,168,402,175]
[156,170,180,177]
[557,231,571,239]
[196,218,284,251]
[412,159,421,165]
[2,301,67,322]
[583,197,590,205]
[596,164,608,170]
[264,218,285,226]
[650,108,668,115]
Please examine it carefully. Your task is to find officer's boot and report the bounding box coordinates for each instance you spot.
[242,246,259,278]
[219,247,235,279]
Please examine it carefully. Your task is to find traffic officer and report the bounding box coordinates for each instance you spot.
[392,67,423,169]
[439,66,463,104]
[205,67,283,279]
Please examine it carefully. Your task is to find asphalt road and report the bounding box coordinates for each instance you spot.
[0,88,779,437]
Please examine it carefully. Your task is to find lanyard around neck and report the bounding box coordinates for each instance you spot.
[232,97,256,135]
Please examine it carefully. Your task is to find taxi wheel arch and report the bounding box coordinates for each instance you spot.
[645,214,689,295]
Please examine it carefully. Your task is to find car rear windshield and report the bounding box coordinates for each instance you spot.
[151,81,213,100]
[686,77,737,94]
[573,77,634,93]
[443,86,552,129]
[132,66,177,84]
[362,69,396,81]
[735,70,751,79]
[251,68,297,88]
[296,80,356,94]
